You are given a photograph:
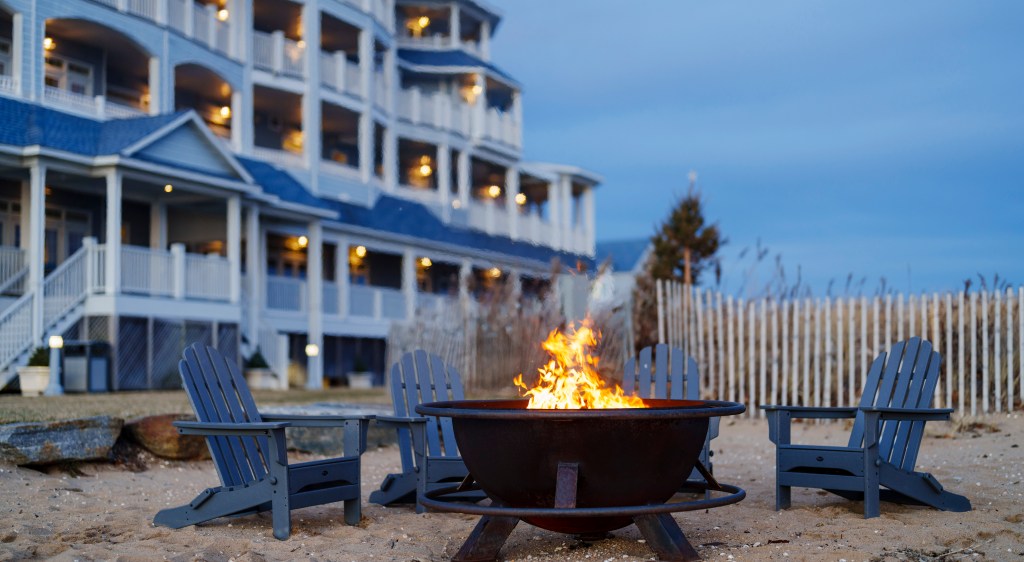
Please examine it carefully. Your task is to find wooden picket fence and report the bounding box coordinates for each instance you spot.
[655,280,1024,418]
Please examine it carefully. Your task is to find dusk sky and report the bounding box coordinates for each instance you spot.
[491,2,1024,296]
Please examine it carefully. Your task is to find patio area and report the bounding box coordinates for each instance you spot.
[0,408,1021,561]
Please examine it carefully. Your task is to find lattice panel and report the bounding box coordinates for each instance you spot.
[117,317,149,390]
[216,322,239,367]
[153,320,185,390]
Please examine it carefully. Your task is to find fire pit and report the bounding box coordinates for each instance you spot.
[417,398,745,561]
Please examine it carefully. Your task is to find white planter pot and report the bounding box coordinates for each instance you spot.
[18,366,51,397]
[244,368,279,390]
[347,371,373,389]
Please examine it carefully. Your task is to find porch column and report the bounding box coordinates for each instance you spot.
[450,4,461,48]
[458,258,471,303]
[480,20,491,59]
[148,57,161,115]
[358,112,372,183]
[401,248,416,319]
[12,12,25,97]
[336,236,349,317]
[230,90,244,152]
[383,125,397,191]
[547,181,561,249]
[358,28,372,106]
[301,1,321,186]
[305,222,323,389]
[104,169,122,296]
[582,186,596,256]
[456,150,470,207]
[149,202,167,249]
[437,143,451,219]
[23,163,46,343]
[245,205,261,347]
[560,177,573,251]
[505,167,519,239]
[227,195,241,304]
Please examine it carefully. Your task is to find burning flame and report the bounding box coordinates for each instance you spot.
[514,318,647,409]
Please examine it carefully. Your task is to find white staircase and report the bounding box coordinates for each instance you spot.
[0,247,89,390]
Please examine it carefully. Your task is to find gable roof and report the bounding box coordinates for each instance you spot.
[396,49,518,87]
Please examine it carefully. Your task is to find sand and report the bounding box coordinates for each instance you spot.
[1,415,1023,562]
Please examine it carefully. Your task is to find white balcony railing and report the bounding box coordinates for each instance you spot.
[396,88,472,137]
[121,246,174,297]
[44,87,145,120]
[484,107,520,148]
[127,0,159,21]
[251,146,305,169]
[0,74,16,95]
[185,253,231,301]
[319,52,363,98]
[253,30,305,78]
[349,285,406,320]
[266,274,306,311]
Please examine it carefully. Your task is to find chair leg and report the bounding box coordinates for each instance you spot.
[344,498,360,525]
[271,481,291,540]
[776,483,791,510]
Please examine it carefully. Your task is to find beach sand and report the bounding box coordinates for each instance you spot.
[1,415,1022,562]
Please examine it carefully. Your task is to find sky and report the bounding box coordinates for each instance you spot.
[490,1,1024,296]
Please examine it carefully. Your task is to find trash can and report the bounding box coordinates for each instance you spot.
[62,341,112,393]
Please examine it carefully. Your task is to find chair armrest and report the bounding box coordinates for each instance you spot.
[261,414,374,428]
[172,420,289,436]
[760,405,859,419]
[860,407,953,422]
[374,415,427,428]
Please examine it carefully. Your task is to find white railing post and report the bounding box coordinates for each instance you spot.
[94,95,105,120]
[373,289,383,320]
[83,237,96,294]
[271,31,285,74]
[183,0,194,36]
[171,243,186,299]
[335,52,346,91]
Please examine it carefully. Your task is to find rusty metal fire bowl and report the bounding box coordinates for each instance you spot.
[416,398,746,561]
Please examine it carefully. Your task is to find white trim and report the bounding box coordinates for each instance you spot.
[120,111,256,184]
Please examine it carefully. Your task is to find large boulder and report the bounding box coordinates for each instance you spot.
[0,416,123,465]
[262,403,394,456]
[124,414,209,460]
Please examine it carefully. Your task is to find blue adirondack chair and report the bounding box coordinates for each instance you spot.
[623,344,718,485]
[153,343,371,539]
[761,337,971,518]
[370,350,485,512]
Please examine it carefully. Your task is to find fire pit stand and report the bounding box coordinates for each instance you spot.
[423,472,744,562]
[416,399,748,562]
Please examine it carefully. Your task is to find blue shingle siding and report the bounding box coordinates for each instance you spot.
[396,49,518,86]
[0,96,183,156]
[595,239,651,273]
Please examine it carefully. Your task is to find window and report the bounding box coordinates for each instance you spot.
[0,39,11,77]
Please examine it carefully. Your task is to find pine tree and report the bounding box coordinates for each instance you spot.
[631,173,724,351]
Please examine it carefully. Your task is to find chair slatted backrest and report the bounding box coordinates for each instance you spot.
[179,343,269,487]
[390,350,465,471]
[623,344,699,400]
[847,338,941,471]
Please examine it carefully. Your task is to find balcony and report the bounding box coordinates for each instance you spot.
[396,88,471,136]
[95,244,232,302]
[483,107,520,148]
[319,52,362,98]
[43,87,146,120]
[253,30,305,79]
[0,74,15,95]
[349,284,406,320]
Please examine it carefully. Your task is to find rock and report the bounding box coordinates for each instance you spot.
[261,403,394,456]
[124,414,209,460]
[0,416,123,465]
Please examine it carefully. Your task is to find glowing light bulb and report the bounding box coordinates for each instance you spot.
[515,193,527,205]
[217,8,229,21]
[487,185,501,198]
[419,257,432,268]
[419,163,433,176]
[471,84,483,95]
[487,267,501,278]
[355,245,367,258]
[417,16,430,28]
[305,343,319,357]
[219,105,231,119]
[164,184,173,193]
[43,37,56,51]
[297,235,309,248]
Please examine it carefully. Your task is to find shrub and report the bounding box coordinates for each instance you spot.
[245,349,270,369]
[27,347,49,367]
